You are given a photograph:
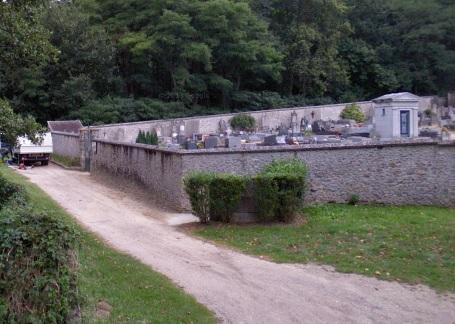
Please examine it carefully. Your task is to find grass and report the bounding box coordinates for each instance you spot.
[52,153,81,168]
[193,204,455,292]
[0,164,215,323]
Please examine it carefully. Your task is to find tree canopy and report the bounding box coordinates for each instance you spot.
[0,0,453,125]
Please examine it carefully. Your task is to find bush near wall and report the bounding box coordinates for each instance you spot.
[184,172,246,223]
[340,103,364,123]
[254,159,308,223]
[229,113,256,131]
[184,159,307,223]
[0,174,79,323]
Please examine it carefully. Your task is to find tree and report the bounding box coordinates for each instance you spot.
[264,0,350,97]
[0,99,44,147]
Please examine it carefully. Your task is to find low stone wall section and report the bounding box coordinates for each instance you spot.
[90,139,455,211]
[51,132,80,159]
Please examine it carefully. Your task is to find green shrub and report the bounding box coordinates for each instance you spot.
[184,172,246,223]
[0,175,25,209]
[136,130,159,145]
[229,114,256,131]
[0,174,79,323]
[209,174,246,223]
[348,194,360,205]
[254,159,308,223]
[183,172,213,223]
[340,103,364,123]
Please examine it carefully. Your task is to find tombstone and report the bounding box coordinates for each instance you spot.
[312,120,324,134]
[226,136,242,148]
[276,135,286,145]
[278,124,288,135]
[291,111,299,134]
[219,119,228,133]
[263,135,277,146]
[177,135,186,145]
[204,136,219,149]
[185,140,198,150]
[178,121,185,136]
[300,117,309,132]
[155,126,162,137]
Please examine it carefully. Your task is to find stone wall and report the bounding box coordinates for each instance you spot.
[51,132,80,158]
[91,140,186,210]
[89,101,375,143]
[91,139,455,211]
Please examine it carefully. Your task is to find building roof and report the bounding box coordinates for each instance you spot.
[373,92,420,103]
[47,120,83,134]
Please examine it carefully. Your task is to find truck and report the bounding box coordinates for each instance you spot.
[12,132,53,166]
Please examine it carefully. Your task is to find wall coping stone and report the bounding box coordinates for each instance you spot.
[93,138,454,156]
[51,131,80,137]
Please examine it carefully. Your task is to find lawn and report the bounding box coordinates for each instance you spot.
[0,164,215,323]
[193,204,455,292]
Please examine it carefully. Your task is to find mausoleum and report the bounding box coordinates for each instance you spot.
[373,92,420,139]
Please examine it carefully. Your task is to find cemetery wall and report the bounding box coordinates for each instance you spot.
[51,131,81,158]
[91,140,186,210]
[89,101,375,143]
[91,139,455,211]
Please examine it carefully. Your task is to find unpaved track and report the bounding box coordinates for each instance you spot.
[20,165,455,323]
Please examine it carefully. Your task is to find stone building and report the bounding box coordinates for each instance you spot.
[373,92,420,139]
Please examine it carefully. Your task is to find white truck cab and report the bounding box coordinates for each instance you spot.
[13,132,53,166]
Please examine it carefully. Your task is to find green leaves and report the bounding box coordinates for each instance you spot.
[0,99,44,146]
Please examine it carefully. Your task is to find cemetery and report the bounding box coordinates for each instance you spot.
[48,92,455,215]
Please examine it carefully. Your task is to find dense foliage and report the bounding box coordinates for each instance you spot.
[255,159,308,222]
[1,0,453,125]
[184,159,307,223]
[229,114,257,131]
[0,99,44,146]
[136,130,159,145]
[184,172,246,223]
[340,103,364,122]
[0,173,79,323]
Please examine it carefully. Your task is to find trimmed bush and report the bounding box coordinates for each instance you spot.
[229,113,256,131]
[183,171,213,223]
[184,172,246,223]
[340,103,364,123]
[209,174,246,223]
[254,159,307,223]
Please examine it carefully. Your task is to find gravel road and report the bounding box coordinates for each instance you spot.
[19,165,455,324]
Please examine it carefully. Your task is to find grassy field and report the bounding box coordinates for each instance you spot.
[193,204,455,292]
[51,153,81,168]
[0,165,215,323]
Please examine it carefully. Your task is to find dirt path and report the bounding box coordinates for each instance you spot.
[20,165,454,324]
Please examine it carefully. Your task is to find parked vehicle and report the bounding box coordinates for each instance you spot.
[12,132,53,166]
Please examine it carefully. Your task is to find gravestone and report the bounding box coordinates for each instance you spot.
[185,141,198,150]
[226,136,242,148]
[177,135,186,145]
[204,136,219,149]
[276,135,287,145]
[263,135,277,146]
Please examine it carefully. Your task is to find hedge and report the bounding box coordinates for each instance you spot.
[183,172,246,223]
[0,173,79,323]
[184,159,308,223]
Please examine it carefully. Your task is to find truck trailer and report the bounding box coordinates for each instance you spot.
[13,132,53,166]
